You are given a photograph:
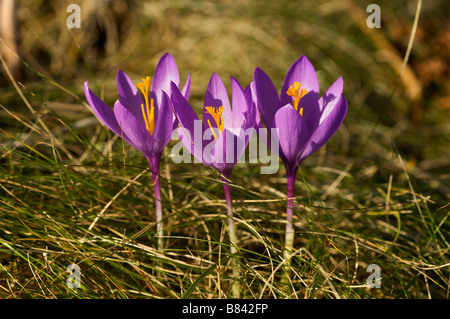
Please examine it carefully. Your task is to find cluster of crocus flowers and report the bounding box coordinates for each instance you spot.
[84,53,191,250]
[84,52,347,297]
[253,55,348,276]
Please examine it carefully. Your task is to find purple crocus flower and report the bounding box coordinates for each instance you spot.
[254,55,348,271]
[171,73,257,176]
[171,73,257,297]
[84,53,191,250]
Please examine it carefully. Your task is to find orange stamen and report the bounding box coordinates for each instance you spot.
[287,81,308,116]
[205,106,224,140]
[137,76,155,135]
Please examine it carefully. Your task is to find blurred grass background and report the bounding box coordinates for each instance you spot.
[0,0,449,299]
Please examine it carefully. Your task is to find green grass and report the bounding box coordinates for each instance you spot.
[1,0,449,299]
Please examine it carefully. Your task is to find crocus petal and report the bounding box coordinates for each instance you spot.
[280,55,320,106]
[171,82,203,162]
[208,128,241,171]
[231,130,251,166]
[181,71,191,100]
[298,94,348,164]
[273,104,310,168]
[299,91,321,131]
[203,73,232,129]
[113,100,151,154]
[84,81,134,145]
[171,82,200,138]
[254,67,281,131]
[116,69,145,125]
[318,76,344,124]
[230,76,248,129]
[149,91,173,155]
[172,71,192,131]
[245,81,262,130]
[152,52,180,105]
[235,80,257,145]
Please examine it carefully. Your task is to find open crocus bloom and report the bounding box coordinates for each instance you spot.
[84,52,190,250]
[171,73,257,298]
[254,55,348,275]
[254,55,347,175]
[84,53,191,167]
[171,73,257,177]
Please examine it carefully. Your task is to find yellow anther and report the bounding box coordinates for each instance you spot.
[205,106,224,140]
[287,81,308,116]
[137,76,155,136]
[141,98,155,135]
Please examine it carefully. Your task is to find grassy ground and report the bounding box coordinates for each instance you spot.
[0,0,449,299]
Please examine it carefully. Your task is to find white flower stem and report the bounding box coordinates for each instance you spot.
[283,168,297,288]
[147,156,163,252]
[222,170,240,298]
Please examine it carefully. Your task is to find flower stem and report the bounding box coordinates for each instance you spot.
[283,166,298,285]
[221,169,240,298]
[147,156,163,251]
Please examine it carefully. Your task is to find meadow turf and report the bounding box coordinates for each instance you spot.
[0,0,449,299]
